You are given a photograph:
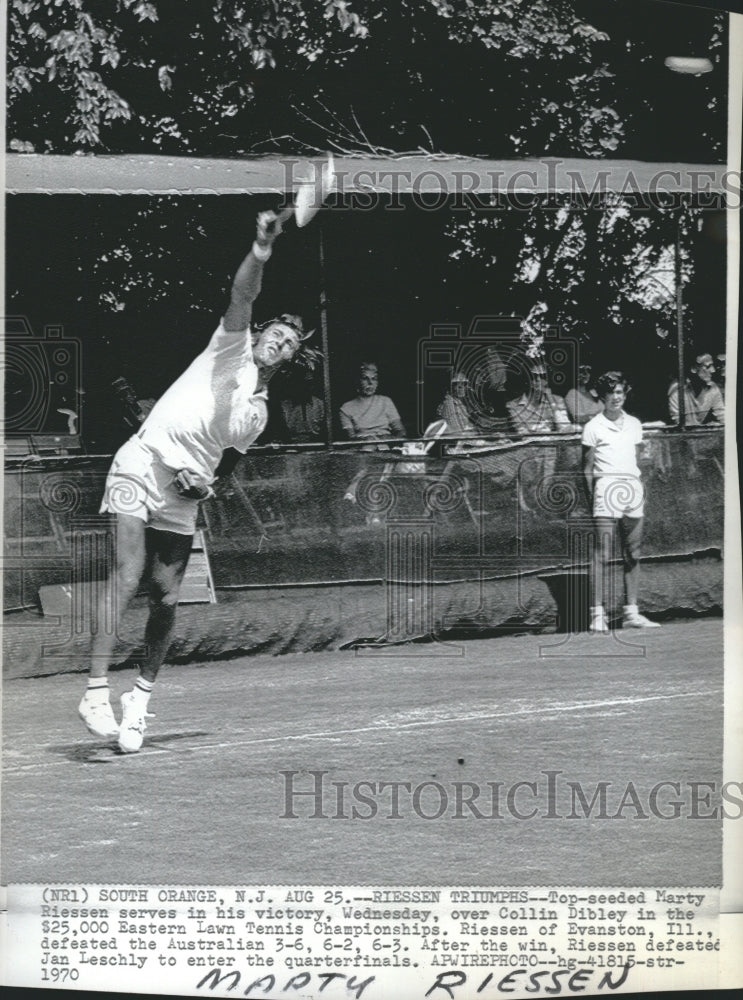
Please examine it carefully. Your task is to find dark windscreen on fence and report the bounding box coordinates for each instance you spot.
[4,429,723,611]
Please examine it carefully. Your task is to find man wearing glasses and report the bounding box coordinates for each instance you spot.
[668,353,725,426]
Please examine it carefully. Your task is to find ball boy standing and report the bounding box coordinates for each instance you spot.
[582,372,660,633]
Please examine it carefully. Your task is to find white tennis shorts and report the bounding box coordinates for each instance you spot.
[100,436,199,535]
[593,474,644,519]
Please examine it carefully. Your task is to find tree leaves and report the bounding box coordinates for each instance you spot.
[6,0,726,158]
[444,200,698,365]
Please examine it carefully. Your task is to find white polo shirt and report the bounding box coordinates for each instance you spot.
[137,322,268,482]
[582,411,642,473]
[582,411,643,518]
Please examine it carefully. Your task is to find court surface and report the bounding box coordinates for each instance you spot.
[2,619,723,887]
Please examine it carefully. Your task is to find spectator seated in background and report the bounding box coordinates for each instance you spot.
[504,357,578,512]
[138,397,156,421]
[668,353,724,425]
[273,350,325,443]
[112,376,151,431]
[507,358,580,435]
[437,371,478,436]
[470,346,510,435]
[280,390,324,444]
[565,364,603,425]
[340,362,406,512]
[715,353,726,398]
[339,362,406,449]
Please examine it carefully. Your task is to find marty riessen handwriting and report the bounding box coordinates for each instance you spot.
[193,966,632,996]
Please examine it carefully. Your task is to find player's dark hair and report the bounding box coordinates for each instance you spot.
[284,345,324,379]
[595,371,631,399]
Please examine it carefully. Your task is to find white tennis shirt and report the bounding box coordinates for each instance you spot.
[137,322,268,482]
[582,410,642,476]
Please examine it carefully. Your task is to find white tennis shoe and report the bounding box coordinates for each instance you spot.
[79,692,120,738]
[118,691,151,753]
[589,608,609,634]
[623,606,660,629]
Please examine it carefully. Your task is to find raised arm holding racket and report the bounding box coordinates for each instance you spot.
[79,158,336,754]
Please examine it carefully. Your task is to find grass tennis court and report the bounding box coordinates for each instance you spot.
[2,619,722,887]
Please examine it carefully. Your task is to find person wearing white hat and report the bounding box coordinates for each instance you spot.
[437,371,478,436]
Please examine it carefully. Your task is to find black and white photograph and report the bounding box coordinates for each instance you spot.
[2,0,741,996]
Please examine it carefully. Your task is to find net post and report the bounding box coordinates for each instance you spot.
[318,222,334,448]
[676,202,687,429]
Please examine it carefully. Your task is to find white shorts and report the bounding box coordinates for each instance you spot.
[100,436,199,535]
[593,475,644,519]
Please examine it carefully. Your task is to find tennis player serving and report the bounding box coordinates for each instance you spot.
[79,210,313,752]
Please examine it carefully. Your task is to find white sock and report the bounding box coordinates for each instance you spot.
[130,676,153,707]
[624,604,638,616]
[590,606,605,618]
[86,678,109,700]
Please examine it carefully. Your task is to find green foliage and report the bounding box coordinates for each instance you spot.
[8,0,372,152]
[444,201,698,365]
[91,198,215,316]
[428,0,608,59]
[8,0,135,148]
[7,0,726,159]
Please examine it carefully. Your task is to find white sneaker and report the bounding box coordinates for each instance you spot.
[589,609,609,634]
[118,691,151,753]
[79,692,119,738]
[623,610,660,629]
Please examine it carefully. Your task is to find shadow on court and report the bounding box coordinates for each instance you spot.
[2,619,724,887]
[47,732,213,764]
